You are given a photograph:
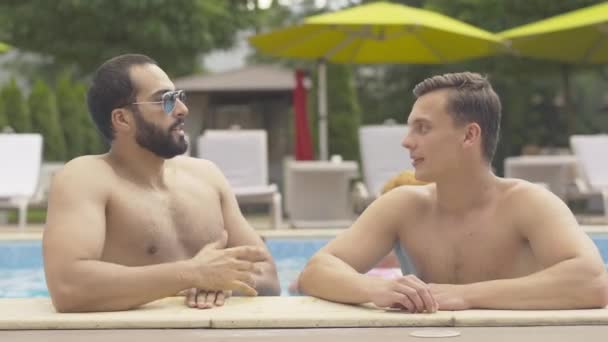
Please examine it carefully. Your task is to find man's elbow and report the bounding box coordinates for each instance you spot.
[574,262,608,308]
[49,282,87,313]
[298,254,325,294]
[589,274,608,308]
[257,277,281,296]
[49,281,116,313]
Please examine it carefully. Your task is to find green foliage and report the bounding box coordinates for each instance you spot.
[326,64,361,161]
[56,72,89,159]
[0,0,252,76]
[0,78,30,132]
[74,83,107,155]
[307,64,362,161]
[29,79,66,161]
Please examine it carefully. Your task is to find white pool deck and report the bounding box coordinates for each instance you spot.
[1,224,608,340]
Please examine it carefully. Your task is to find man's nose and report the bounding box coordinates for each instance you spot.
[402,132,413,150]
[173,98,189,118]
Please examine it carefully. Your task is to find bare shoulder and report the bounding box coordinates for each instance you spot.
[381,183,434,210]
[52,155,114,192]
[499,178,560,208]
[497,178,576,230]
[371,184,434,222]
[46,155,114,217]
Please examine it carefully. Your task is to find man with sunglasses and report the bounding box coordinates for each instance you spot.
[43,54,280,313]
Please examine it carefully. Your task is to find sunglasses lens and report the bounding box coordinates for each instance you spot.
[161,92,175,113]
[161,91,185,114]
[162,99,174,113]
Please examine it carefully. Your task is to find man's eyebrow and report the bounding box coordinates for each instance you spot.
[149,89,172,98]
[408,117,431,125]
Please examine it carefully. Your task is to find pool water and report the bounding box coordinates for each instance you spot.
[0,239,330,298]
[1,237,607,298]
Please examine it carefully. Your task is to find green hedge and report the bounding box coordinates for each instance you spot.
[0,75,105,161]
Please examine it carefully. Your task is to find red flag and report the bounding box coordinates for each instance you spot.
[293,69,313,160]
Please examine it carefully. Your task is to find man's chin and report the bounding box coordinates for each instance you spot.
[413,170,432,183]
[148,144,188,159]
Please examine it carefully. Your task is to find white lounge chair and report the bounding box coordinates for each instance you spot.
[284,158,359,228]
[355,124,413,208]
[197,129,283,229]
[0,133,43,229]
[570,134,608,216]
[503,155,578,201]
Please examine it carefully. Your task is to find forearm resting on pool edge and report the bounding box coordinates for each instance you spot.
[46,258,202,313]
[461,256,608,310]
[299,252,379,304]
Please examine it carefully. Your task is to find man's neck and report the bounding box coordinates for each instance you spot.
[434,163,497,216]
[107,141,167,189]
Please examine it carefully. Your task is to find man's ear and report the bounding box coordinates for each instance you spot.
[463,122,481,148]
[111,108,133,135]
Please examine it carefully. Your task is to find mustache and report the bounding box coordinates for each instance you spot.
[169,119,185,131]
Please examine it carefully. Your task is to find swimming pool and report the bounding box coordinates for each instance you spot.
[1,236,608,298]
[0,238,330,298]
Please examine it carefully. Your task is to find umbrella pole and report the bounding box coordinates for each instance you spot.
[318,59,328,161]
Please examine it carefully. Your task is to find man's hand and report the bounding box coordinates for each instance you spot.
[189,232,269,296]
[182,288,232,309]
[429,283,470,311]
[368,274,438,313]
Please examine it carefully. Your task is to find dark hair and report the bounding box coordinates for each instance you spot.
[413,72,502,162]
[86,54,157,142]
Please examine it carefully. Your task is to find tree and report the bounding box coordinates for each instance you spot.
[0,0,253,77]
[75,83,106,155]
[0,78,30,132]
[56,72,88,159]
[29,79,66,161]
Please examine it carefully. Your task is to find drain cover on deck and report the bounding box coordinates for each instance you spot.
[409,329,461,338]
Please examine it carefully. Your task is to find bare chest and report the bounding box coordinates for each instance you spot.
[103,182,224,266]
[400,213,536,284]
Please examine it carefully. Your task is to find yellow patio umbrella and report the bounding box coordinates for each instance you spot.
[249,1,502,160]
[498,2,608,64]
[499,2,608,134]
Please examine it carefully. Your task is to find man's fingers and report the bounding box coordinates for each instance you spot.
[186,288,197,308]
[417,287,437,313]
[215,291,226,306]
[395,283,423,313]
[394,293,416,313]
[225,246,269,262]
[397,276,436,313]
[236,271,256,288]
[232,260,255,271]
[186,290,229,309]
[230,280,258,296]
[404,276,437,313]
[415,284,437,313]
[199,292,214,309]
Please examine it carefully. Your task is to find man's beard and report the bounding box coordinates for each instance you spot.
[132,110,188,159]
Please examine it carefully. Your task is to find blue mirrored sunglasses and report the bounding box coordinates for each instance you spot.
[131,90,186,114]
